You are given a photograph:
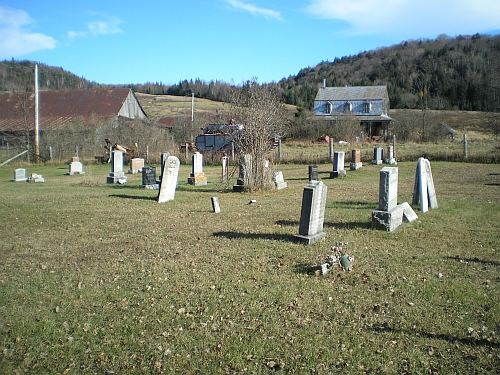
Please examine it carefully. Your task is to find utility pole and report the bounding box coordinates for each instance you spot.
[191,93,194,141]
[34,64,40,163]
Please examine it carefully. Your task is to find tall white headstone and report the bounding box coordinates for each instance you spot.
[412,157,438,213]
[157,156,180,203]
[188,152,207,186]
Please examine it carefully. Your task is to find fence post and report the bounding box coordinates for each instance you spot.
[463,134,467,159]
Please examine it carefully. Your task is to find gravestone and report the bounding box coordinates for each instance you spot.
[384,145,397,164]
[29,173,45,183]
[372,167,417,232]
[211,197,221,213]
[412,157,438,213]
[221,155,229,183]
[294,180,328,244]
[71,156,79,163]
[188,152,207,186]
[308,164,319,181]
[158,151,171,183]
[350,149,362,170]
[140,166,158,189]
[330,151,346,178]
[233,154,252,192]
[371,147,384,165]
[272,171,287,189]
[13,168,26,182]
[129,158,145,174]
[68,161,84,175]
[157,155,180,203]
[106,150,127,184]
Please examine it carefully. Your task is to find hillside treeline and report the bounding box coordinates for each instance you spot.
[165,33,500,112]
[2,33,500,112]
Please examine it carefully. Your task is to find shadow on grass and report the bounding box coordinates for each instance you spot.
[370,323,500,349]
[329,201,376,210]
[275,219,372,230]
[294,263,323,275]
[109,194,157,201]
[444,255,500,266]
[213,231,293,242]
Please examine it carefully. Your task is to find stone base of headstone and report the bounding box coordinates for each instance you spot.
[232,183,246,192]
[140,184,159,190]
[294,232,327,245]
[106,173,127,184]
[350,162,362,171]
[188,173,207,186]
[384,158,397,165]
[371,159,383,165]
[29,173,45,183]
[330,170,347,178]
[68,161,84,175]
[372,202,417,232]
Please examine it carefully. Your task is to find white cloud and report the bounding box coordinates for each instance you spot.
[68,17,123,40]
[88,17,123,36]
[224,0,283,21]
[304,0,500,38]
[0,6,56,59]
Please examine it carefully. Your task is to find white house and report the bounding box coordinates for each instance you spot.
[314,84,393,139]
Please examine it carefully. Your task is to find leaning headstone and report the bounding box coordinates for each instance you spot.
[371,147,384,165]
[129,158,145,174]
[157,156,180,203]
[412,157,438,213]
[211,197,221,213]
[330,151,346,178]
[29,173,45,183]
[384,145,397,164]
[233,154,252,192]
[140,166,158,189]
[68,161,84,175]
[13,168,26,182]
[372,167,417,232]
[294,180,328,244]
[106,150,127,184]
[188,152,207,186]
[272,171,287,189]
[350,149,362,170]
[308,164,319,181]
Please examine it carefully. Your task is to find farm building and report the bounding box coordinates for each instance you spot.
[313,84,393,139]
[0,88,154,160]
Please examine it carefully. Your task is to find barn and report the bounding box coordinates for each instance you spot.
[0,88,150,159]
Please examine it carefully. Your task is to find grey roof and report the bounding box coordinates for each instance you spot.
[315,85,388,101]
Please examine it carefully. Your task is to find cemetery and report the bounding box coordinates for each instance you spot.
[0,154,498,374]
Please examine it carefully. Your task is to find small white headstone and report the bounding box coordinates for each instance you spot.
[13,168,26,182]
[69,161,84,175]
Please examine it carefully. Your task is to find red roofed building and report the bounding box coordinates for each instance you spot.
[0,88,147,132]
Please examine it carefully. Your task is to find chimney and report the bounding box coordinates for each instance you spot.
[323,79,326,88]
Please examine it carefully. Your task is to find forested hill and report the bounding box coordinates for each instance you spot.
[165,33,500,112]
[0,60,103,93]
[2,33,500,112]
[277,33,500,112]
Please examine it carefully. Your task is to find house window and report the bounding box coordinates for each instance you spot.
[344,101,352,112]
[363,102,371,113]
[324,102,332,114]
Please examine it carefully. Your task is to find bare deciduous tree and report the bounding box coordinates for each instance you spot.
[229,80,286,191]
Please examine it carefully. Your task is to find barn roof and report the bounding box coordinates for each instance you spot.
[0,88,147,131]
[315,85,389,101]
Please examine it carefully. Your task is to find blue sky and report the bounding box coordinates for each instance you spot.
[1,0,500,85]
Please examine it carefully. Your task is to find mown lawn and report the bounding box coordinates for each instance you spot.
[0,159,498,374]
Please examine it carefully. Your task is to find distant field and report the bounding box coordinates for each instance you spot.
[0,160,498,374]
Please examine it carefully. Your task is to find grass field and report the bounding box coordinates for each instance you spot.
[0,159,499,374]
